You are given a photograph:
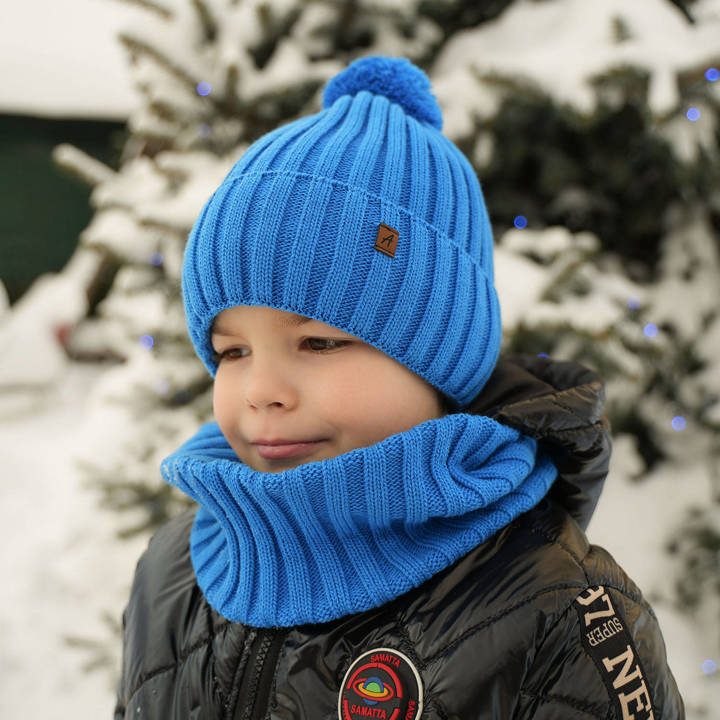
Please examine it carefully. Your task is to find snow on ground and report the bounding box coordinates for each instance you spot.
[0,360,717,718]
[0,363,152,720]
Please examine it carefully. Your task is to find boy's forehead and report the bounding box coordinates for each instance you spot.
[211,306,325,335]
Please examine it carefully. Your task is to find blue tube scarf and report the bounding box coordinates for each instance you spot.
[160,413,558,628]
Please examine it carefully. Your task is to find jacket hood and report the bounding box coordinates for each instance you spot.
[464,353,612,531]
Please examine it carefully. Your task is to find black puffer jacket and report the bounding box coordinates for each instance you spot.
[114,355,684,719]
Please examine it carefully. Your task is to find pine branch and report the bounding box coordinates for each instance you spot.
[667,0,696,24]
[117,32,199,89]
[189,0,218,43]
[52,144,116,187]
[107,0,173,20]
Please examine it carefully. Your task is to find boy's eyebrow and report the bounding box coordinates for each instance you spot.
[211,313,314,336]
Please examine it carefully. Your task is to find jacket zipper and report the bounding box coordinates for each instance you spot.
[233,629,286,720]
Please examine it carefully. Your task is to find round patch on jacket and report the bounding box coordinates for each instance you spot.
[338,647,423,720]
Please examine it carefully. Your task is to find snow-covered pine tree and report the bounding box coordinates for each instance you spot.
[429,0,720,635]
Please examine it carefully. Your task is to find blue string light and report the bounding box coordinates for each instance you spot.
[150,251,163,266]
[627,296,641,310]
[705,67,719,82]
[514,215,527,229]
[197,81,212,96]
[644,323,658,338]
[671,416,686,431]
[198,123,211,137]
[140,334,154,350]
[537,352,549,358]
[686,107,700,122]
[702,659,717,675]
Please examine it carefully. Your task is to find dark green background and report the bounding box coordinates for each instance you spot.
[0,113,126,306]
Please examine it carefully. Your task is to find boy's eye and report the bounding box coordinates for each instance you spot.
[211,348,247,362]
[305,338,347,352]
[210,338,350,363]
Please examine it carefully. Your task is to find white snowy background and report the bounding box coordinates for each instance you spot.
[1,0,719,718]
[0,0,143,119]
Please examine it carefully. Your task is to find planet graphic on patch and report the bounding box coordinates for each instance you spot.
[351,675,395,703]
[338,648,423,720]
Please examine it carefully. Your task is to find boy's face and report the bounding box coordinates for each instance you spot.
[210,305,445,473]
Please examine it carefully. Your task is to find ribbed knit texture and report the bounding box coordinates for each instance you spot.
[161,412,557,628]
[182,56,501,409]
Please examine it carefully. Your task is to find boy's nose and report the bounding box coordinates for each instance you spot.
[243,365,299,411]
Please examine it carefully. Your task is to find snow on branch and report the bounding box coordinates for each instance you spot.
[117,32,198,88]
[52,144,116,188]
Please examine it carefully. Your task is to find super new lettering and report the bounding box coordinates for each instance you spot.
[574,586,655,720]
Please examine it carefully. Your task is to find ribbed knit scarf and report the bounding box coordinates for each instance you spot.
[160,413,558,628]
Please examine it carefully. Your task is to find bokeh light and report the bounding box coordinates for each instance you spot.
[150,251,163,266]
[644,323,658,338]
[198,123,211,137]
[197,81,212,96]
[702,659,717,675]
[514,215,527,229]
[686,107,700,122]
[671,416,686,431]
[140,334,154,350]
[627,296,642,310]
[537,352,549,358]
[705,67,719,82]
[155,378,171,395]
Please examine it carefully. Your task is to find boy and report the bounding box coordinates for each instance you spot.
[114,56,683,718]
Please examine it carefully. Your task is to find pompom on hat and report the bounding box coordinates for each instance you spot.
[182,55,502,409]
[323,55,443,130]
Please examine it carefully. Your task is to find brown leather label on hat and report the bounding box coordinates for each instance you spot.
[374,223,399,258]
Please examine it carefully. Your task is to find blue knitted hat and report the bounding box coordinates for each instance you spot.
[182,55,501,409]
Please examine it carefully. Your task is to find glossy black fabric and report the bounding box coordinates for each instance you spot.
[114,355,684,719]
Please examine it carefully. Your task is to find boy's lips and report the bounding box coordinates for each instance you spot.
[253,439,326,460]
